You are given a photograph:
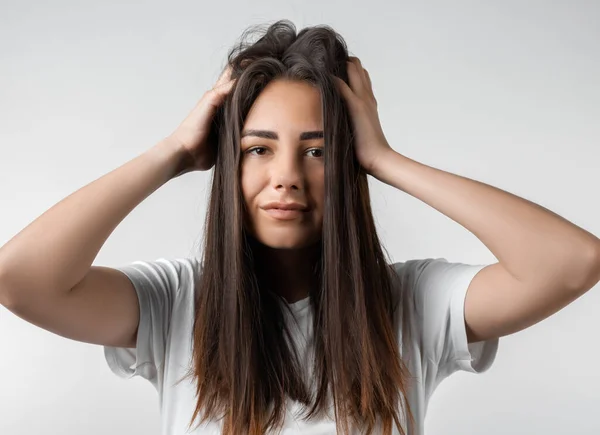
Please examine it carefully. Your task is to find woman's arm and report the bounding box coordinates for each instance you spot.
[0,138,187,304]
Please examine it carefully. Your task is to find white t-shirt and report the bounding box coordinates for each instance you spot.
[104,256,499,434]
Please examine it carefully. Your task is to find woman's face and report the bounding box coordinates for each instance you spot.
[240,79,325,249]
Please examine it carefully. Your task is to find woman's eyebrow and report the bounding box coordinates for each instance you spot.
[241,129,324,140]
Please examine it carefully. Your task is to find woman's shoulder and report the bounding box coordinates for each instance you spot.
[117,256,202,296]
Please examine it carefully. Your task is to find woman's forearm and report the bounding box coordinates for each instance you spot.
[0,138,188,301]
[371,149,600,289]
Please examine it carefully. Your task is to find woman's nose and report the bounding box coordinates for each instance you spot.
[272,153,304,191]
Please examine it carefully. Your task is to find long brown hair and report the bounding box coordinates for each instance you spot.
[177,19,417,435]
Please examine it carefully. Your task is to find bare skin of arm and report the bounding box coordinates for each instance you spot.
[0,138,190,348]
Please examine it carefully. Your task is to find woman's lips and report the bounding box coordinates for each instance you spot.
[264,208,305,220]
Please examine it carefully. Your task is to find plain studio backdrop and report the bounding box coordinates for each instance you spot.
[1,1,599,434]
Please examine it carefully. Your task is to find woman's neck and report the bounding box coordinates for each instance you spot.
[250,236,321,304]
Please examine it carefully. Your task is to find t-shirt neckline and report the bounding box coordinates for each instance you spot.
[284,295,310,313]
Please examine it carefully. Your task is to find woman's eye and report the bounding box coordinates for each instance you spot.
[246,147,267,156]
[245,147,324,157]
[307,148,324,158]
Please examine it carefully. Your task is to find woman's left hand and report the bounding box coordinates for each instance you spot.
[333,56,394,174]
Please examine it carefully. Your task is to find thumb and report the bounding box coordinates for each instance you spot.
[333,76,356,108]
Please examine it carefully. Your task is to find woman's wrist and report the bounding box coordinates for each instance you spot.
[150,137,195,180]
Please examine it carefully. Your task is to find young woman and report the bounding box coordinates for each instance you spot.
[1,20,599,435]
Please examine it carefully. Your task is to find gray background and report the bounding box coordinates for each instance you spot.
[1,1,599,434]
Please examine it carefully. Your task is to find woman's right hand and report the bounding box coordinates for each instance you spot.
[166,65,236,173]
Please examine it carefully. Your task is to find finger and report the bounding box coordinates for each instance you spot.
[215,64,234,87]
[346,58,366,99]
[363,68,376,103]
[209,78,235,105]
[333,76,356,107]
[351,57,371,98]
[351,56,369,89]
[212,70,236,95]
[352,57,376,104]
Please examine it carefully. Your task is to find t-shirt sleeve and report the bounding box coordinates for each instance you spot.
[396,257,499,378]
[103,257,199,390]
